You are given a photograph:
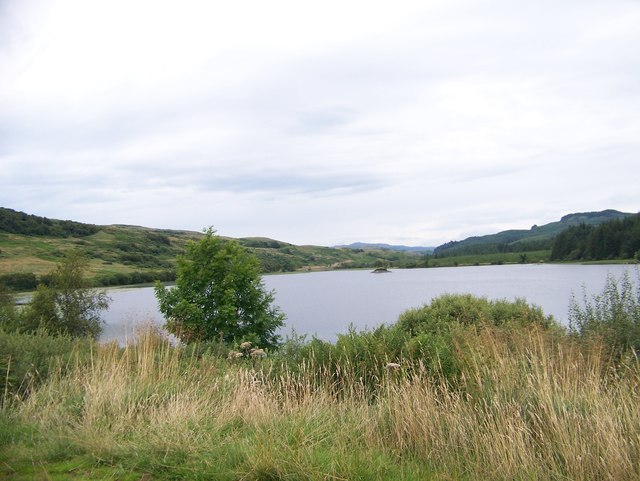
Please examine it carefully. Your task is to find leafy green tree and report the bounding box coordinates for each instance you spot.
[22,252,110,338]
[155,228,285,348]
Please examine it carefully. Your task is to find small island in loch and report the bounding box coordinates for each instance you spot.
[371,267,392,273]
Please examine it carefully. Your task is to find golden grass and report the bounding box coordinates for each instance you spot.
[378,331,640,479]
[0,256,57,275]
[6,328,640,480]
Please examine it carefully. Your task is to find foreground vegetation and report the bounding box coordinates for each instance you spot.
[156,228,285,349]
[1,327,638,480]
[2,272,639,480]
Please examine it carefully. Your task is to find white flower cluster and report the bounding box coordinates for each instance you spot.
[227,341,267,360]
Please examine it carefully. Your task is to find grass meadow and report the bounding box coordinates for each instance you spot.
[1,324,639,481]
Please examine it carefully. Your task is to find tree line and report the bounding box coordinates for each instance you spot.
[0,207,99,237]
[0,269,176,291]
[433,238,551,258]
[550,214,640,261]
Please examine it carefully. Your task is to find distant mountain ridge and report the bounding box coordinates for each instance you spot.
[434,209,636,256]
[336,242,435,253]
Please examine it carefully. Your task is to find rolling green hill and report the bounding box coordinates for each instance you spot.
[0,208,422,290]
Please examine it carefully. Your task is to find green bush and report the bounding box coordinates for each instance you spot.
[569,269,640,355]
[394,294,557,380]
[0,284,20,332]
[401,329,458,377]
[397,294,554,335]
[271,295,558,394]
[264,324,412,398]
[155,228,284,348]
[0,328,90,401]
[0,273,38,291]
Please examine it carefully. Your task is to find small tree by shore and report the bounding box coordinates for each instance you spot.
[20,251,111,338]
[155,228,284,349]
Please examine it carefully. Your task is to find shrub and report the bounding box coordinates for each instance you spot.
[0,273,37,291]
[0,284,20,332]
[397,293,554,335]
[569,269,640,355]
[394,294,558,381]
[0,328,90,401]
[155,228,284,348]
[273,295,559,393]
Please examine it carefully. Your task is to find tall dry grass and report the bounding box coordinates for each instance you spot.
[4,327,640,480]
[378,329,640,480]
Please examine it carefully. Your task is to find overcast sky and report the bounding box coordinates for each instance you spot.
[1,0,638,246]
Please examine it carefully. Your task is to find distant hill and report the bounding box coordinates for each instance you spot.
[550,213,640,261]
[0,208,423,290]
[434,209,636,257]
[336,242,435,253]
[3,207,636,290]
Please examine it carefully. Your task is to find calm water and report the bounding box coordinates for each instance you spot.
[100,264,638,343]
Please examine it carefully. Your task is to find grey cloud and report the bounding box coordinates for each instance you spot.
[447,165,529,184]
[289,109,356,135]
[194,170,389,196]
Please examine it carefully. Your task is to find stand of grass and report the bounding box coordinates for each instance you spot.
[2,326,639,480]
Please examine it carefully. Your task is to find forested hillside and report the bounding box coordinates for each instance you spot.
[550,213,640,261]
[433,210,634,258]
[0,207,99,237]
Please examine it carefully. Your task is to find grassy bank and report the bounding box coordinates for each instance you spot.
[2,326,639,480]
